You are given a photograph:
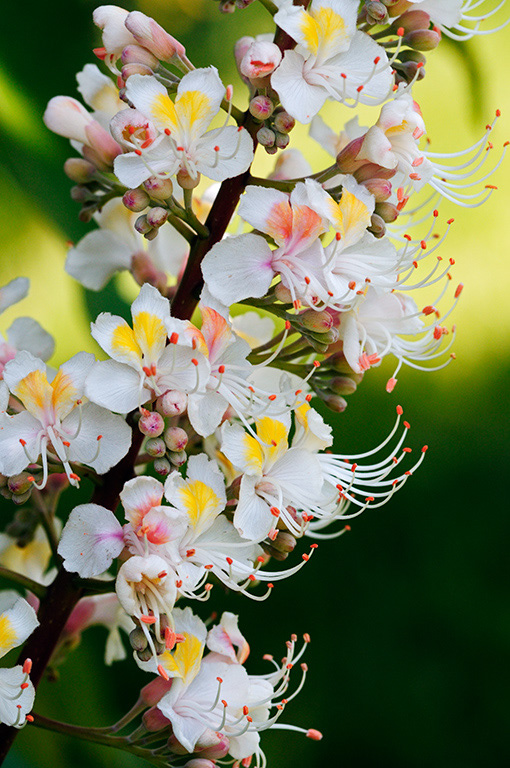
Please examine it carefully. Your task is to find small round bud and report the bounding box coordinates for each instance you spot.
[403,29,440,51]
[144,175,174,200]
[70,185,90,202]
[139,410,165,437]
[256,126,276,147]
[147,206,169,228]
[275,283,293,303]
[183,761,216,768]
[396,9,430,32]
[121,44,160,70]
[121,63,154,80]
[144,229,159,241]
[156,391,188,417]
[300,309,334,333]
[265,145,278,155]
[153,457,172,477]
[12,489,33,506]
[143,707,171,732]
[273,111,295,134]
[123,188,150,212]
[329,376,358,396]
[169,450,187,467]
[176,169,201,189]
[136,646,154,662]
[163,426,188,452]
[395,61,426,84]
[249,95,274,121]
[145,437,167,457]
[129,627,148,652]
[336,135,365,173]
[322,393,348,413]
[272,531,297,554]
[274,132,290,150]
[135,215,153,235]
[8,473,33,496]
[375,201,399,223]
[368,213,386,238]
[366,1,389,23]
[362,178,392,202]
[64,158,96,183]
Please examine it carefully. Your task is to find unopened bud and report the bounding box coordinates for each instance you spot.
[265,145,278,155]
[395,10,431,32]
[395,60,426,83]
[274,132,290,150]
[135,215,153,235]
[121,44,159,69]
[123,188,150,212]
[183,761,216,768]
[219,0,236,11]
[404,29,441,51]
[8,473,33,496]
[272,531,297,554]
[64,158,96,183]
[125,11,186,61]
[249,95,274,121]
[240,41,282,79]
[385,0,411,11]
[139,410,165,437]
[147,206,169,228]
[300,309,333,333]
[336,135,365,173]
[144,175,174,200]
[322,393,348,413]
[145,437,167,457]
[366,2,389,23]
[362,178,392,202]
[273,111,295,134]
[275,283,293,303]
[329,376,358,396]
[131,252,167,292]
[136,646,154,662]
[121,63,154,79]
[375,201,399,222]
[398,49,427,65]
[141,676,173,706]
[368,213,386,238]
[143,706,171,732]
[169,450,187,467]
[129,627,148,652]
[354,163,396,183]
[257,126,275,147]
[156,390,187,417]
[70,185,91,202]
[176,169,201,189]
[163,426,188,452]
[196,731,230,759]
[153,457,172,477]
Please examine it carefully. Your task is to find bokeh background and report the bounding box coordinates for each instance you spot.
[1,1,509,766]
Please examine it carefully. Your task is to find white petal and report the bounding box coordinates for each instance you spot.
[120,475,164,529]
[58,503,124,578]
[85,359,150,412]
[234,474,275,542]
[196,125,254,183]
[187,390,228,438]
[201,233,274,306]
[271,50,328,124]
[0,411,43,477]
[6,319,55,362]
[63,403,132,475]
[0,278,29,315]
[66,229,134,290]
[0,596,39,656]
[0,667,35,727]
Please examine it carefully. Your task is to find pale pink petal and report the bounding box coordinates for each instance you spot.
[63,403,132,475]
[201,233,274,306]
[58,503,124,578]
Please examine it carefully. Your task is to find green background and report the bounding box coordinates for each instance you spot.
[1,1,509,766]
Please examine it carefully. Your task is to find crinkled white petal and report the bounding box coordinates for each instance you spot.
[58,503,124,578]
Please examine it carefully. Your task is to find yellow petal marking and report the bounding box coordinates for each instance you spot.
[13,369,53,421]
[242,433,265,474]
[301,7,347,57]
[295,402,311,431]
[133,311,167,363]
[159,632,204,685]
[151,93,179,134]
[178,479,221,532]
[332,189,371,242]
[256,416,289,464]
[386,119,409,137]
[111,323,142,363]
[51,369,79,421]
[0,614,17,656]
[175,90,212,139]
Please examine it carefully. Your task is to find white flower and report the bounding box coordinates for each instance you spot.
[0,593,39,728]
[0,278,54,378]
[0,351,131,487]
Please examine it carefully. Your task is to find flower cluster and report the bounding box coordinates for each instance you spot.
[0,1,507,766]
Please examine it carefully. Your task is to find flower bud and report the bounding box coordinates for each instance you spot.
[249,95,274,121]
[362,178,392,202]
[265,145,278,155]
[322,393,348,413]
[395,10,431,32]
[141,676,173,706]
[143,706,171,732]
[70,185,91,203]
[163,426,188,452]
[256,126,276,147]
[129,627,148,652]
[395,60,426,84]
[398,49,427,65]
[156,391,187,417]
[234,36,255,72]
[64,158,96,183]
[144,175,173,200]
[274,132,290,150]
[353,163,396,183]
[7,473,33,496]
[145,437,167,458]
[123,188,150,212]
[169,450,187,467]
[240,41,282,79]
[368,213,386,238]
[110,108,158,148]
[273,111,295,134]
[336,135,365,173]
[263,530,297,561]
[11,489,33,506]
[176,169,201,189]
[366,2,389,23]
[153,457,172,477]
[147,207,169,228]
[196,731,230,759]
[135,215,153,235]
[131,252,167,292]
[125,11,186,61]
[183,761,215,768]
[121,44,160,69]
[403,29,441,51]
[375,201,399,222]
[275,283,293,303]
[300,309,334,333]
[93,5,136,58]
[121,63,154,80]
[219,0,236,11]
[139,410,165,437]
[329,376,358,396]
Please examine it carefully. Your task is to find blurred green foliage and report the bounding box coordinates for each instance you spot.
[1,2,509,767]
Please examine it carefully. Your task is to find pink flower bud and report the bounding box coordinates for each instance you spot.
[142,706,171,732]
[154,457,172,477]
[196,731,230,759]
[93,5,137,58]
[123,188,150,212]
[131,252,167,292]
[300,309,334,333]
[234,36,255,72]
[121,44,159,69]
[335,135,366,173]
[147,207,168,228]
[139,410,165,437]
[322,393,348,413]
[249,95,274,121]
[353,163,396,183]
[403,29,441,51]
[125,11,186,62]
[361,178,393,202]
[183,761,215,768]
[274,282,293,303]
[83,120,121,166]
[121,63,154,79]
[44,97,121,167]
[145,437,166,458]
[240,41,282,79]
[144,175,174,200]
[156,390,187,416]
[163,426,188,452]
[64,158,96,183]
[141,677,173,706]
[395,10,431,33]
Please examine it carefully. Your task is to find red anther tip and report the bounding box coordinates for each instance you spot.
[221,699,228,707]
[20,683,29,690]
[226,556,233,565]
[243,705,249,715]
[310,543,318,549]
[214,145,220,152]
[422,445,429,452]
[404,421,410,429]
[365,496,374,502]
[268,583,274,589]
[25,714,34,723]
[313,360,320,368]
[433,209,439,217]
[301,663,308,672]
[217,676,223,683]
[403,447,412,453]
[247,716,253,722]
[23,659,32,675]
[134,149,142,156]
[157,571,167,579]
[27,476,34,483]
[157,664,169,681]
[303,632,311,643]
[70,473,80,481]
[485,184,498,190]
[285,320,291,330]
[455,284,464,298]
[191,358,199,366]
[170,332,179,344]
[344,525,351,531]
[304,276,311,285]
[218,364,225,374]
[305,394,312,402]
[302,553,310,561]
[357,85,364,93]
[19,439,27,446]
[186,549,196,557]
[257,555,265,563]
[204,564,213,570]
[386,377,397,393]
[307,729,323,741]
[447,218,455,225]
[397,27,405,36]
[140,615,156,624]
[268,394,277,401]
[204,583,213,591]
[248,574,256,581]
[496,109,501,117]
[348,280,356,290]
[176,580,183,588]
